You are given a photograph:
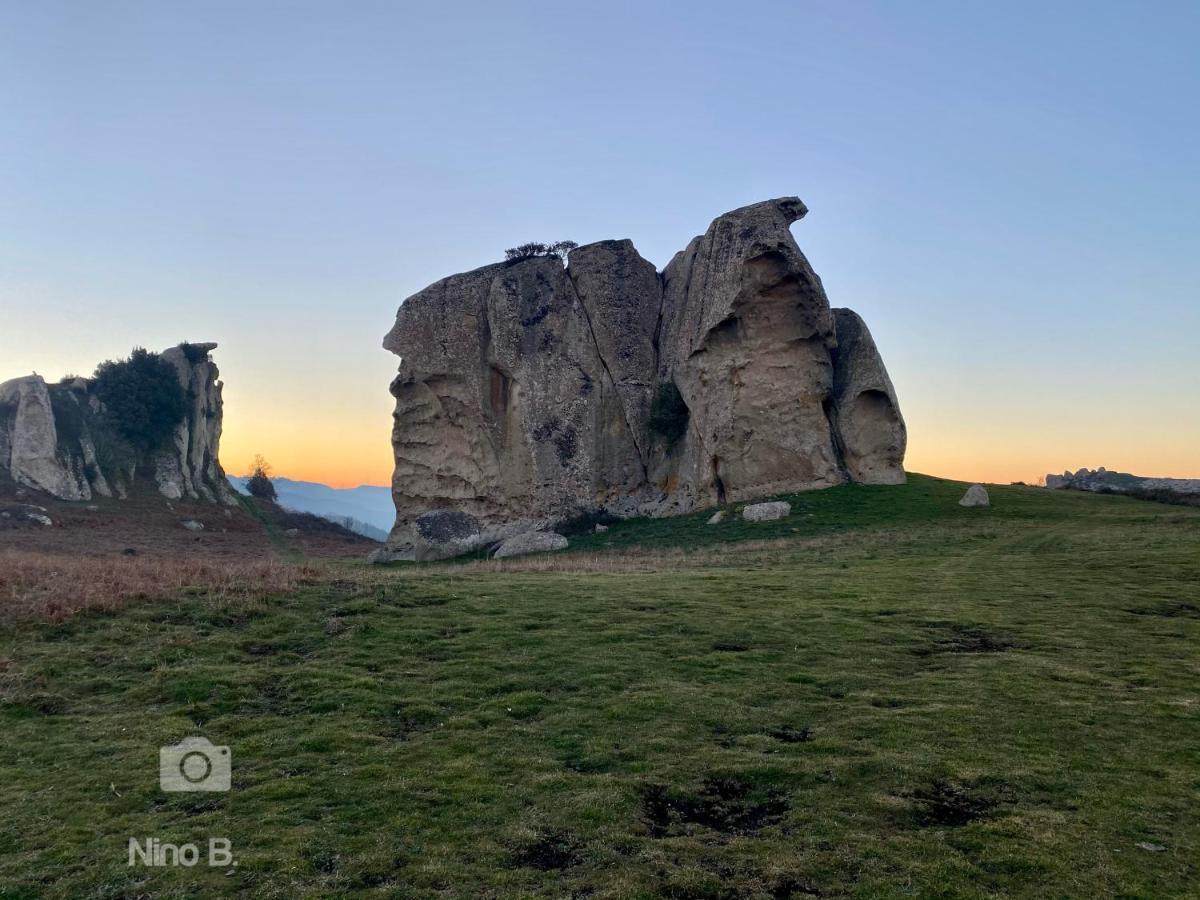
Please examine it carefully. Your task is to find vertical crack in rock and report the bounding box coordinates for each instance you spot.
[571,288,649,483]
[378,198,906,552]
[566,239,660,484]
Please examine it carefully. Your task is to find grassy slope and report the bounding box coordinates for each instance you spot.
[1,475,1198,898]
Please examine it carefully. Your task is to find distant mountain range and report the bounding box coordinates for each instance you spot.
[228,476,393,541]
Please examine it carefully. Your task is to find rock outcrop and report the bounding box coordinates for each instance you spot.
[379,198,906,558]
[0,343,238,504]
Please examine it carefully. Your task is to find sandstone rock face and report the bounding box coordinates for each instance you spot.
[0,343,238,505]
[656,197,843,509]
[959,484,990,507]
[829,309,906,484]
[159,343,236,505]
[380,198,907,556]
[493,531,569,559]
[742,500,792,522]
[0,375,90,500]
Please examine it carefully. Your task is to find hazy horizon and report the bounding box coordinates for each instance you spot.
[4,1,1197,488]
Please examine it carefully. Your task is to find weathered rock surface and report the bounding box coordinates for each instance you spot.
[742,500,792,522]
[379,198,906,556]
[411,509,484,561]
[829,309,906,484]
[0,343,238,504]
[493,531,568,559]
[0,375,89,500]
[958,484,990,507]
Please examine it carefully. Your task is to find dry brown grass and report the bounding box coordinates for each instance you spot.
[0,550,323,624]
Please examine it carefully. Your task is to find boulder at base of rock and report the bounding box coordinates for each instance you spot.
[958,484,990,507]
[594,523,609,533]
[706,510,725,525]
[413,509,483,562]
[181,519,205,531]
[493,531,568,559]
[742,501,791,522]
[367,545,408,565]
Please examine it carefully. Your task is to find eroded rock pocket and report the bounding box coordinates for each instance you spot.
[642,775,790,836]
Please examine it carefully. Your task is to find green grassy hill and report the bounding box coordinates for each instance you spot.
[2,475,1198,897]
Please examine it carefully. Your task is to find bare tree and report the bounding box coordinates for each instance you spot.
[246,454,276,501]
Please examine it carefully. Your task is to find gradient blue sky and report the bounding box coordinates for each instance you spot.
[2,1,1197,486]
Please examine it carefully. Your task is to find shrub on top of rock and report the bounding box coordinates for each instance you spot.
[504,241,579,264]
[92,348,187,452]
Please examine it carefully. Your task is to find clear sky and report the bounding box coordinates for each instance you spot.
[2,1,1197,487]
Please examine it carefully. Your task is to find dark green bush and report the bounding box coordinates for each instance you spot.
[92,348,187,452]
[648,381,690,448]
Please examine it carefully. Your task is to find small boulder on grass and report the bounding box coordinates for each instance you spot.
[743,501,791,522]
[706,510,725,525]
[180,519,204,531]
[493,531,568,559]
[958,484,990,508]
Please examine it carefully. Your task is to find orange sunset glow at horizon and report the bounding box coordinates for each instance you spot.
[216,378,1200,492]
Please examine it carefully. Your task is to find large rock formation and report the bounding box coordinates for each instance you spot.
[0,342,238,504]
[379,198,906,558]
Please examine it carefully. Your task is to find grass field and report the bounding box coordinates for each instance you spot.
[1,475,1198,898]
